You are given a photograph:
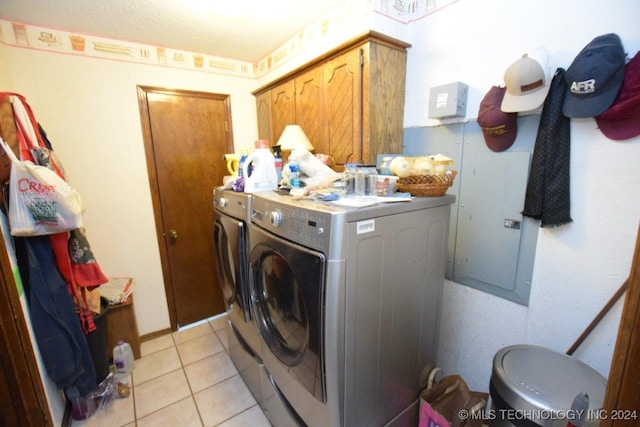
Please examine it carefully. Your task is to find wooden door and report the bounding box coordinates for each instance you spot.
[137,86,233,328]
[0,96,51,426]
[0,236,51,426]
[602,224,640,426]
[322,47,363,167]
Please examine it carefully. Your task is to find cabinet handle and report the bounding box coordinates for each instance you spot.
[503,219,521,230]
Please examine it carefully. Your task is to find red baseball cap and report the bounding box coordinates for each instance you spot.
[596,51,640,141]
[478,86,518,152]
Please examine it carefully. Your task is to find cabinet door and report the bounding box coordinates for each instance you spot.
[323,47,363,167]
[256,90,272,142]
[270,80,295,144]
[294,68,323,151]
[367,41,407,161]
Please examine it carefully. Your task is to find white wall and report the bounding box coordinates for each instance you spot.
[1,47,259,336]
[402,0,640,392]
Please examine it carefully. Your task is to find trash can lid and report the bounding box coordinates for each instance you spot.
[491,345,607,414]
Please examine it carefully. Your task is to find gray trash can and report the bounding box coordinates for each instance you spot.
[489,345,606,427]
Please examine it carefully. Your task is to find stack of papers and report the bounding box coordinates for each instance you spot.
[331,194,412,208]
[100,277,134,305]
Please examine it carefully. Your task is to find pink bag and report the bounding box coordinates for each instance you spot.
[419,369,488,427]
[419,399,451,427]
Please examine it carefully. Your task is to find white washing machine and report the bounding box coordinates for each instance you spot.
[248,191,455,426]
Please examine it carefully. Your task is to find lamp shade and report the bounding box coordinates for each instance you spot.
[276,125,314,151]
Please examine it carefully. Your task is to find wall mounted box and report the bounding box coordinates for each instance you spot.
[428,82,468,119]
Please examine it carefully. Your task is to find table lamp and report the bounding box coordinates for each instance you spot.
[276,125,314,152]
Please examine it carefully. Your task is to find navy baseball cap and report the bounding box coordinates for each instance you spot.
[563,33,626,118]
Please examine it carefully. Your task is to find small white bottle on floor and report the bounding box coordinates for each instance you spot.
[113,340,135,381]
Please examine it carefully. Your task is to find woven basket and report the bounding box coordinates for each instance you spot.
[396,170,457,197]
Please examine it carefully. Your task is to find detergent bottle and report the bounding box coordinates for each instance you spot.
[113,340,135,380]
[237,149,249,178]
[243,140,278,193]
[273,145,283,185]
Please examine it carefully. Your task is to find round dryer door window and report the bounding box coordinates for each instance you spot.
[256,254,308,364]
[250,236,326,402]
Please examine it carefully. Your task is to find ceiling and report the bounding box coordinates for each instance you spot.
[1,0,348,62]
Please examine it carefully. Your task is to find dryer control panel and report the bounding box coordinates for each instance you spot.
[251,202,331,252]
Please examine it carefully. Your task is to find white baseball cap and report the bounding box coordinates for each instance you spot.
[501,54,551,113]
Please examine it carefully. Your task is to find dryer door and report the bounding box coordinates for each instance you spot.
[213,214,248,317]
[249,226,326,402]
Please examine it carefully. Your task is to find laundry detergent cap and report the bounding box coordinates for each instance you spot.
[255,139,270,149]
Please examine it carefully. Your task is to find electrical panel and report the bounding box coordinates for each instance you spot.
[403,115,540,306]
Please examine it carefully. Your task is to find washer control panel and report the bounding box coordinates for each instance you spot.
[251,198,335,253]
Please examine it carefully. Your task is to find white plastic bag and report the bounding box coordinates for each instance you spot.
[1,137,83,236]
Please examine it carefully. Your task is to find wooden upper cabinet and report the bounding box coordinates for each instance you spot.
[256,90,272,142]
[253,31,410,168]
[294,67,323,151]
[323,47,361,166]
[367,39,410,163]
[270,80,295,145]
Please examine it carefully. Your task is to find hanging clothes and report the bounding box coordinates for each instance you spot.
[14,235,97,396]
[0,91,110,399]
[3,93,109,333]
[522,68,573,227]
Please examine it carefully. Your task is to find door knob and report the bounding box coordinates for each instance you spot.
[168,229,178,239]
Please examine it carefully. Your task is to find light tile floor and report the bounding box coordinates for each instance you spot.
[71,314,272,427]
